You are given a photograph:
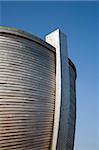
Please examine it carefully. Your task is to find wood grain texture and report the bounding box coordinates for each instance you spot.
[0,31,56,150]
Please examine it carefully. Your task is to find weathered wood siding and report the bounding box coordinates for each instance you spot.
[66,59,76,150]
[0,29,56,150]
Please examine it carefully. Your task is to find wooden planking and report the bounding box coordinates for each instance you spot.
[0,32,56,150]
[65,60,76,150]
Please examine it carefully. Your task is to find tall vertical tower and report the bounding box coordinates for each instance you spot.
[46,29,76,150]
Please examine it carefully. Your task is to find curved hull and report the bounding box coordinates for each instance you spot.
[0,28,56,150]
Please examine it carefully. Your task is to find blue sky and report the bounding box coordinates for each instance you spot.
[0,1,98,150]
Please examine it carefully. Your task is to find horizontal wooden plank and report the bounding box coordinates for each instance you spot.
[0,32,56,150]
